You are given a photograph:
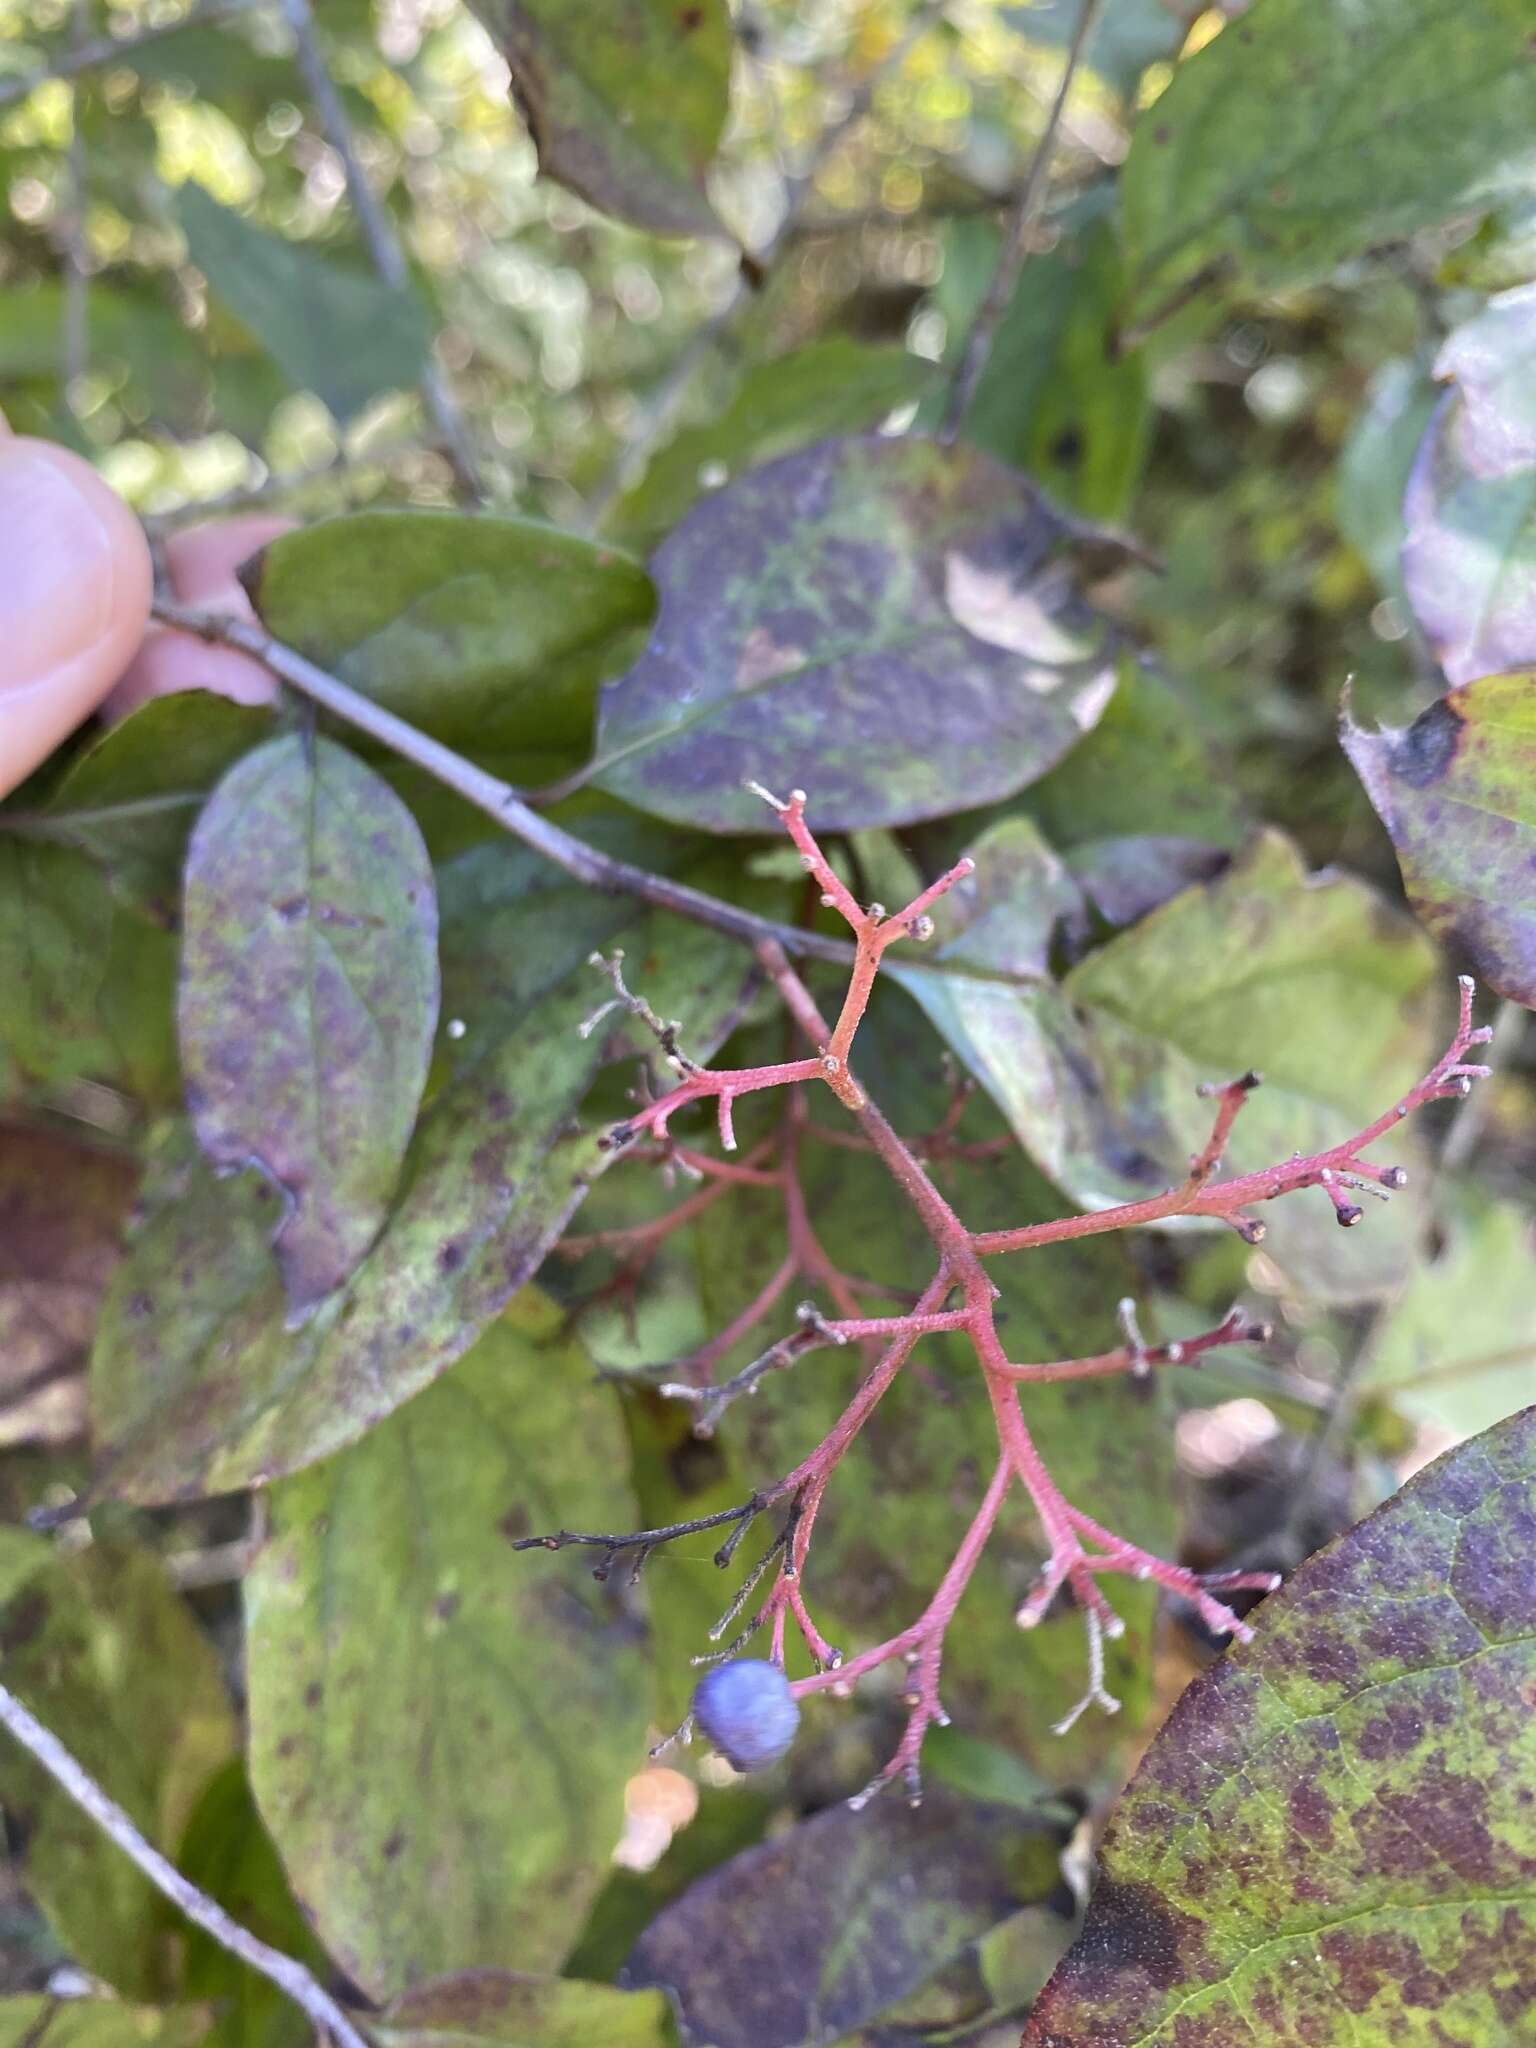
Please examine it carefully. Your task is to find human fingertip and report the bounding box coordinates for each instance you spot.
[0,437,152,797]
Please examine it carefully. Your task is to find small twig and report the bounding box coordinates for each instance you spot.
[150,598,856,969]
[0,0,267,110]
[581,0,947,531]
[278,0,481,499]
[0,1680,371,2048]
[1438,997,1523,1175]
[59,0,91,413]
[941,0,1106,438]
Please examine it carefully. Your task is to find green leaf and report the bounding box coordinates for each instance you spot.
[607,339,938,553]
[895,829,1439,1301]
[19,693,274,925]
[1365,1195,1536,1439]
[1402,392,1536,685]
[0,1124,135,1439]
[0,1531,235,1997]
[179,735,440,1311]
[373,1971,680,2048]
[90,841,757,1500]
[1120,0,1536,319]
[623,1789,1061,2048]
[244,512,654,775]
[467,0,731,238]
[176,1762,326,2048]
[1023,1405,1536,2047]
[245,1299,654,1998]
[1335,359,1439,603]
[593,435,1116,834]
[0,841,114,1086]
[936,210,1151,521]
[174,183,432,422]
[1343,670,1536,1008]
[0,2003,208,2048]
[0,281,210,433]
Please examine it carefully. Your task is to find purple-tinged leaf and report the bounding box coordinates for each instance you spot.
[623,1789,1062,2048]
[1343,670,1536,1008]
[1433,281,1536,480]
[1025,1405,1536,2047]
[1402,393,1536,684]
[91,841,758,1502]
[593,435,1117,834]
[179,735,440,1313]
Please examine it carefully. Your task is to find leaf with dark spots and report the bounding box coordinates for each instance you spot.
[1344,670,1536,1007]
[0,1125,135,1447]
[0,1531,235,1999]
[179,734,440,1313]
[90,845,758,1501]
[1402,390,1536,685]
[465,0,730,238]
[592,435,1117,834]
[1119,0,1536,318]
[243,512,655,779]
[622,1789,1062,2048]
[1023,1407,1536,2047]
[245,1300,655,1999]
[372,1969,680,2048]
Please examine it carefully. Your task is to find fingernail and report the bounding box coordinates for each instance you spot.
[0,440,133,699]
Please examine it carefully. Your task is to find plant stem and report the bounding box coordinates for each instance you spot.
[150,597,856,969]
[0,1680,372,2048]
[0,0,267,110]
[278,0,481,499]
[941,0,1107,439]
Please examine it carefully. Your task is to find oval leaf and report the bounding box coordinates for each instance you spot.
[594,435,1116,833]
[1024,1405,1536,2046]
[243,511,655,774]
[1343,670,1536,1008]
[1120,0,1536,319]
[245,1300,654,1998]
[179,734,440,1313]
[623,1789,1062,2048]
[1402,392,1536,685]
[1433,280,1536,480]
[93,840,758,1501]
[467,0,731,238]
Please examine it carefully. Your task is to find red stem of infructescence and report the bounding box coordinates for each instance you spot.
[550,785,1492,1798]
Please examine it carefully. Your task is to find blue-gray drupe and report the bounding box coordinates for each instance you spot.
[692,1658,800,1772]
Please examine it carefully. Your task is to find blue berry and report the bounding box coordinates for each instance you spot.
[691,1658,800,1772]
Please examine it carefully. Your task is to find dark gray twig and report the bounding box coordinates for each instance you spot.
[941,0,1106,438]
[0,1680,371,2048]
[278,0,482,498]
[151,596,856,967]
[0,0,267,110]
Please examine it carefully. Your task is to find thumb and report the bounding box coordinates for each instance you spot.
[0,425,154,799]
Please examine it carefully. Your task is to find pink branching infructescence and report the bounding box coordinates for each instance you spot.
[521,784,1494,1804]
